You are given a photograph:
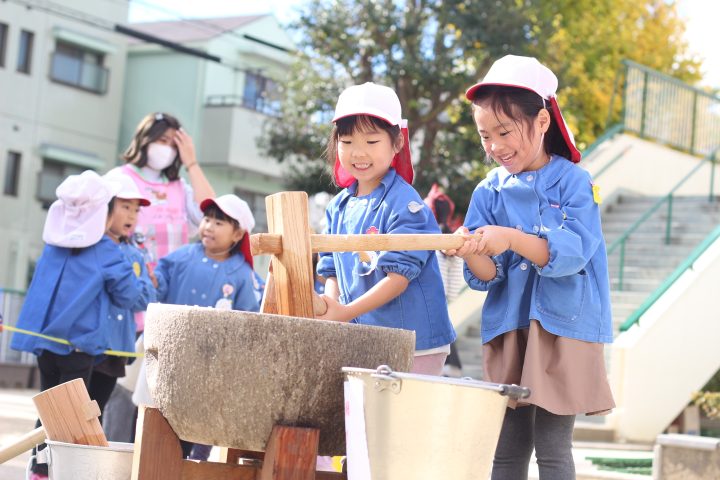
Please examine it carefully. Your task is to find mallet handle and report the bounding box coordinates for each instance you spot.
[0,427,46,464]
[251,233,471,256]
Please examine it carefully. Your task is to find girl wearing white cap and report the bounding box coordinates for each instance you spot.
[316,82,456,375]
[88,174,156,419]
[449,55,614,479]
[10,171,146,479]
[153,193,259,313]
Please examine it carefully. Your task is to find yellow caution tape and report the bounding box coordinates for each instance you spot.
[1,325,143,358]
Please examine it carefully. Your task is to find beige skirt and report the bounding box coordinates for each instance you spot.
[483,320,615,416]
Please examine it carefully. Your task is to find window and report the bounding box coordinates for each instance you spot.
[234,188,268,233]
[0,23,8,68]
[50,41,108,94]
[4,151,21,196]
[242,72,280,116]
[17,29,33,74]
[36,159,86,208]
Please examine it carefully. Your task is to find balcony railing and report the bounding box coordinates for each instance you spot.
[49,51,108,94]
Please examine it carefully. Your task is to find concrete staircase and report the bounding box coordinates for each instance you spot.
[603,194,720,334]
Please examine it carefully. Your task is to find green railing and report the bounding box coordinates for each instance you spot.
[583,122,626,161]
[620,60,720,157]
[607,148,719,291]
[619,223,720,331]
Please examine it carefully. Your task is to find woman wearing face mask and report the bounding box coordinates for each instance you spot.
[109,112,215,270]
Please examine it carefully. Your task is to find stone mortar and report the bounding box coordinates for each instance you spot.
[143,303,415,455]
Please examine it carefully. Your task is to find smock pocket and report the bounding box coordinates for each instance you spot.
[536,270,587,323]
[540,204,566,230]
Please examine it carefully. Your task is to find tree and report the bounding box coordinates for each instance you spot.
[523,0,701,146]
[260,0,701,213]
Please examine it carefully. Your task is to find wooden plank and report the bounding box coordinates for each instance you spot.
[260,270,279,315]
[260,425,319,480]
[132,406,183,480]
[181,459,259,480]
[251,233,470,255]
[265,192,316,318]
[32,378,107,446]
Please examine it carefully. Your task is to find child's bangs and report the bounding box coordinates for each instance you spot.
[203,204,239,228]
[336,115,396,136]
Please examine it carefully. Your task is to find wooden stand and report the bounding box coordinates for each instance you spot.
[132,192,344,479]
[133,407,344,480]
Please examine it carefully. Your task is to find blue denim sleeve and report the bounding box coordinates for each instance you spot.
[317,205,337,278]
[463,255,506,291]
[126,246,156,311]
[100,241,142,309]
[537,171,602,278]
[233,268,261,312]
[376,200,438,282]
[462,182,508,290]
[154,254,172,302]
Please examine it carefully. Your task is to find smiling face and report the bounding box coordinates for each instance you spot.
[336,118,402,196]
[107,198,141,241]
[199,215,244,260]
[472,101,551,174]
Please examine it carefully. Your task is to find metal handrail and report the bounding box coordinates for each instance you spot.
[583,123,626,161]
[619,223,720,331]
[607,148,719,290]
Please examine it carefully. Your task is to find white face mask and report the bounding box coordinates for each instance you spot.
[146,143,177,171]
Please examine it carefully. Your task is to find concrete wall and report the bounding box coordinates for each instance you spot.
[583,134,720,199]
[118,51,204,155]
[608,235,720,442]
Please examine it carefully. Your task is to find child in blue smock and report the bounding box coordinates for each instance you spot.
[316,82,456,375]
[448,55,615,480]
[88,173,156,419]
[10,171,145,478]
[152,194,258,460]
[154,194,259,312]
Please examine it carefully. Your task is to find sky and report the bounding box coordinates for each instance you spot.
[127,0,720,91]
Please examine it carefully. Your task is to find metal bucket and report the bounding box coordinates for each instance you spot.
[36,440,133,480]
[342,366,529,480]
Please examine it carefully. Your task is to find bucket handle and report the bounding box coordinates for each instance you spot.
[371,365,402,394]
[499,384,531,400]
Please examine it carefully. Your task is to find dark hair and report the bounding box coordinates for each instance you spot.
[471,86,571,160]
[433,198,453,233]
[121,112,183,181]
[326,115,403,182]
[203,203,240,229]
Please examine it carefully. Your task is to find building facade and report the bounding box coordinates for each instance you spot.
[0,0,130,290]
[120,15,295,240]
[0,7,294,290]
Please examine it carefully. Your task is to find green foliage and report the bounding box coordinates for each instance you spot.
[259,0,702,213]
[692,391,720,419]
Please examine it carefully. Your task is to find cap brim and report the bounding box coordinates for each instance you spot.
[200,198,238,223]
[332,109,399,126]
[117,196,150,207]
[465,82,540,101]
